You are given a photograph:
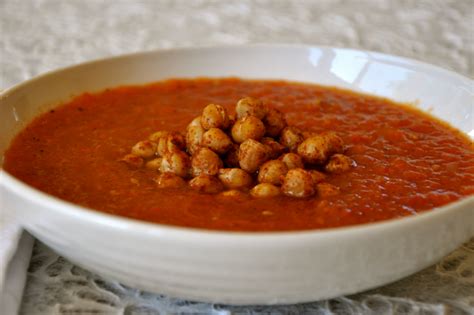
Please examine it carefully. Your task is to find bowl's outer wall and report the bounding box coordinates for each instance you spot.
[1,46,473,304]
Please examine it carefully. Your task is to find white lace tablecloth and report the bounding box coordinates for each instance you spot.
[1,0,473,314]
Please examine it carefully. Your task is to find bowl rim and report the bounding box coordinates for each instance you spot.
[1,44,473,241]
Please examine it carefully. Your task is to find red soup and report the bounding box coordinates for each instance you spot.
[3,78,474,231]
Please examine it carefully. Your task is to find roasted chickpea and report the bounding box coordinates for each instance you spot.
[281,168,315,198]
[262,108,286,137]
[250,183,280,198]
[201,104,230,130]
[202,128,233,154]
[238,139,270,173]
[121,154,144,168]
[131,140,156,158]
[189,174,223,194]
[235,97,267,120]
[325,154,354,173]
[297,135,332,165]
[258,160,288,186]
[324,132,345,154]
[145,158,163,171]
[149,130,169,142]
[231,116,266,143]
[185,125,204,155]
[160,150,190,178]
[279,153,304,169]
[187,116,202,129]
[261,137,286,159]
[224,144,240,168]
[191,147,223,176]
[280,127,304,152]
[309,170,326,184]
[317,182,340,197]
[155,172,186,189]
[157,132,186,157]
[218,168,253,189]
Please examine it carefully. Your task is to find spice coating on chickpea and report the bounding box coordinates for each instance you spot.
[280,127,304,152]
[235,97,267,120]
[261,137,286,159]
[200,104,230,130]
[191,147,223,176]
[186,125,204,155]
[325,154,354,173]
[149,130,169,142]
[279,153,304,169]
[250,183,280,198]
[262,108,286,137]
[258,160,288,185]
[155,172,187,188]
[218,168,253,189]
[160,151,190,178]
[281,168,315,198]
[238,139,270,173]
[157,132,186,157]
[131,140,156,158]
[231,116,266,143]
[297,135,332,165]
[145,158,163,171]
[189,174,223,194]
[202,128,233,154]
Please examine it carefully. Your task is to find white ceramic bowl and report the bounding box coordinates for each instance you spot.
[1,45,473,305]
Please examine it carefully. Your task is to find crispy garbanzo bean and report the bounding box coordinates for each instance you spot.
[145,158,163,171]
[250,183,280,198]
[202,128,233,154]
[121,154,144,168]
[238,139,270,173]
[201,104,230,130]
[258,160,288,186]
[231,116,266,143]
[235,97,267,120]
[186,125,204,155]
[261,137,286,159]
[157,132,186,156]
[317,182,340,197]
[281,168,315,198]
[155,172,186,188]
[324,132,345,154]
[263,108,286,137]
[218,168,253,190]
[297,134,331,165]
[325,154,354,173]
[280,127,304,152]
[187,116,202,129]
[189,174,223,194]
[131,140,157,158]
[160,151,190,178]
[279,153,304,169]
[191,147,223,176]
[149,130,169,142]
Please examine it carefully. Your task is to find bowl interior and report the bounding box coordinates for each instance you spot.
[1,45,472,157]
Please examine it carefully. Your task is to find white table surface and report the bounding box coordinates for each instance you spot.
[1,0,473,314]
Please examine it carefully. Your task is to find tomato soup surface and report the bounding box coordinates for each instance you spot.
[4,78,474,231]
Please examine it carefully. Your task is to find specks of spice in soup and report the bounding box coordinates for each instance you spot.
[4,78,474,231]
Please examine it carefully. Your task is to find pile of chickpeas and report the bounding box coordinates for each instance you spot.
[121,97,355,198]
